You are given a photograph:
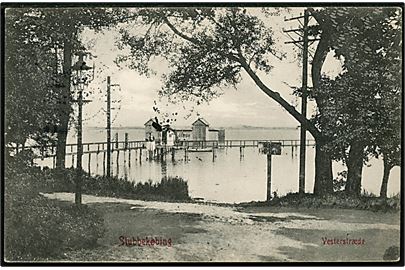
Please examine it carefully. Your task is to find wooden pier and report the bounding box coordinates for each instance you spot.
[6,138,316,179]
[7,139,316,158]
[7,139,315,158]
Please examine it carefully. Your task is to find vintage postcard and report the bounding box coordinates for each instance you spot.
[2,3,403,265]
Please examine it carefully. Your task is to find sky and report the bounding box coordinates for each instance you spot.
[77,7,342,130]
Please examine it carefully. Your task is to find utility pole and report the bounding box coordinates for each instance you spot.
[299,10,309,194]
[284,9,319,195]
[76,86,83,205]
[106,76,111,178]
[71,49,94,205]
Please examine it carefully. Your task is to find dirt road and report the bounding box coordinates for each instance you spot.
[43,193,400,262]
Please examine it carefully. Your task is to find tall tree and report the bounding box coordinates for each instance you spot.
[5,7,128,167]
[5,9,60,152]
[117,7,336,195]
[376,89,401,198]
[311,7,402,196]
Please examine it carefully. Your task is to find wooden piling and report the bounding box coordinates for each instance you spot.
[88,153,91,175]
[87,145,91,175]
[103,150,106,176]
[124,133,128,150]
[161,159,167,179]
[96,144,100,174]
[116,150,120,176]
[124,161,128,180]
[267,154,272,201]
[212,146,215,162]
[290,141,294,158]
[96,154,99,174]
[128,149,131,167]
[71,145,74,166]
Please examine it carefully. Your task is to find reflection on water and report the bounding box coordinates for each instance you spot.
[33,127,401,203]
[35,144,400,203]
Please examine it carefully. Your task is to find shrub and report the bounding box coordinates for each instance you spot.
[41,168,191,202]
[4,158,106,261]
[265,192,400,211]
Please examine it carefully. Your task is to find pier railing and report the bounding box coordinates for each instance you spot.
[6,139,316,158]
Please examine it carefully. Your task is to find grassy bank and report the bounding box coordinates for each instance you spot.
[41,167,191,202]
[4,158,105,261]
[236,192,400,212]
[4,155,191,261]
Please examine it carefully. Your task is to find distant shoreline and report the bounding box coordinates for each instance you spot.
[87,126,299,130]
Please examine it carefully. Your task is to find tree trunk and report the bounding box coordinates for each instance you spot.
[379,156,392,198]
[55,37,73,169]
[345,143,364,196]
[313,138,333,195]
[311,31,334,196]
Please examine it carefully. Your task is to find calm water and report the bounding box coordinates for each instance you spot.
[36,127,400,203]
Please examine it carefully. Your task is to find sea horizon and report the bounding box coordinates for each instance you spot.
[87,125,300,130]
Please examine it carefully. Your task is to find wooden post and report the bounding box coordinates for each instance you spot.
[96,144,99,174]
[124,159,128,180]
[124,133,128,150]
[115,132,119,148]
[103,147,106,176]
[71,145,74,166]
[161,159,167,179]
[116,150,120,177]
[291,141,294,158]
[86,145,90,174]
[212,146,215,162]
[88,152,91,176]
[148,149,153,161]
[128,149,132,167]
[267,154,272,201]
